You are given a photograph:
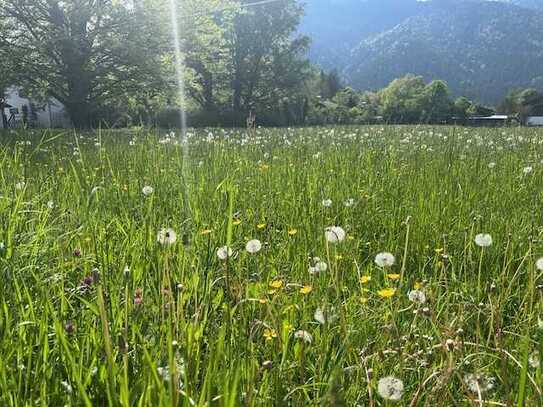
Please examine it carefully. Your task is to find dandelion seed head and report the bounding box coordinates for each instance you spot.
[377,376,404,401]
[217,246,233,260]
[157,228,177,246]
[375,252,396,267]
[408,290,426,304]
[293,330,313,343]
[142,186,154,196]
[474,233,492,247]
[245,239,262,254]
[324,226,346,243]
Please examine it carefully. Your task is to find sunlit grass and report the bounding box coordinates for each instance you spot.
[1,125,542,405]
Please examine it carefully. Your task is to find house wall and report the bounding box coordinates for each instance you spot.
[1,86,71,129]
[526,116,543,126]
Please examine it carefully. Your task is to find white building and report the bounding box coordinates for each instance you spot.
[0,86,71,129]
[526,116,543,126]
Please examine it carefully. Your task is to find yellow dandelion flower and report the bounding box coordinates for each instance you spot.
[377,288,396,298]
[232,219,242,226]
[299,285,313,295]
[386,273,401,280]
[414,282,422,290]
[257,223,267,230]
[288,229,298,236]
[360,275,372,284]
[269,280,284,289]
[263,328,277,341]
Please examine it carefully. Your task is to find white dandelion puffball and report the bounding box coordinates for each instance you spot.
[324,226,346,243]
[157,228,177,246]
[344,198,355,207]
[523,166,533,175]
[536,257,543,271]
[322,199,332,207]
[408,290,426,304]
[377,376,404,401]
[245,239,262,254]
[216,246,233,260]
[293,330,313,344]
[142,186,154,196]
[474,233,492,247]
[314,308,326,324]
[464,373,495,394]
[375,252,396,268]
[315,261,328,273]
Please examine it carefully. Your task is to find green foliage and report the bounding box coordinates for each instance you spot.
[1,126,543,404]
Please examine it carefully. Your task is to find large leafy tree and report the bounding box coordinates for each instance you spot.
[230,0,310,112]
[0,0,166,127]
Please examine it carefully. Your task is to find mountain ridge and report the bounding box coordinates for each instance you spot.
[301,0,543,102]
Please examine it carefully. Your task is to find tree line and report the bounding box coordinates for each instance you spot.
[0,0,541,128]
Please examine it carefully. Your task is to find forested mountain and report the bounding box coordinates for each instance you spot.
[301,0,543,102]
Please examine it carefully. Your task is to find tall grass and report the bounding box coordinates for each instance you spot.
[0,125,542,405]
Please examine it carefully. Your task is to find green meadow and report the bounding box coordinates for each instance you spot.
[1,126,543,406]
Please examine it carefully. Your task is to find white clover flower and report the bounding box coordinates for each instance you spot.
[464,373,495,394]
[523,166,533,175]
[344,198,355,207]
[324,226,346,243]
[322,199,332,207]
[408,290,426,304]
[377,376,404,401]
[536,257,543,271]
[375,252,396,268]
[142,186,154,196]
[488,162,496,169]
[293,330,313,343]
[245,239,262,254]
[157,228,177,246]
[47,200,55,209]
[217,246,233,260]
[474,233,492,247]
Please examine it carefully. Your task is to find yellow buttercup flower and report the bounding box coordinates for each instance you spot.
[269,280,284,289]
[299,285,313,295]
[360,275,372,284]
[377,288,396,298]
[288,229,297,236]
[386,273,401,280]
[263,328,277,341]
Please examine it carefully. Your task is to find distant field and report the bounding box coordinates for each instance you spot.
[1,126,543,405]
